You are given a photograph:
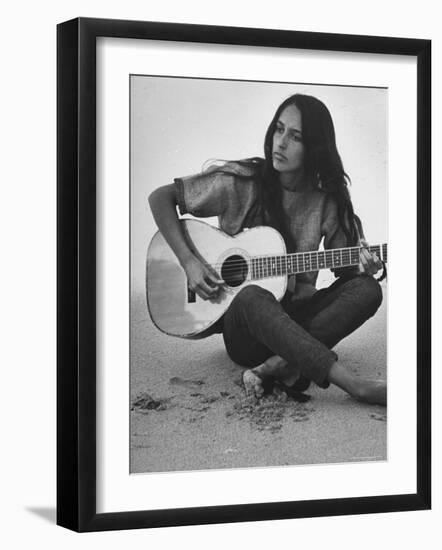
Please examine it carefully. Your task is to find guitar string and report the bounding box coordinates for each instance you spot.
[201,260,382,283]
[198,244,387,269]
[205,261,381,274]
[215,246,385,261]
[207,255,367,269]
[204,262,387,279]
[205,251,386,272]
[194,247,387,282]
[209,259,363,271]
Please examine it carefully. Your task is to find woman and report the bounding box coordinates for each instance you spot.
[149,93,386,406]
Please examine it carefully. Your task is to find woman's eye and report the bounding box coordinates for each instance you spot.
[275,126,301,142]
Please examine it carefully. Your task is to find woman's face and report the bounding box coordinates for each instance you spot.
[272,104,305,175]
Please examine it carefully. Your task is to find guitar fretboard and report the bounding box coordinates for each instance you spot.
[251,244,387,280]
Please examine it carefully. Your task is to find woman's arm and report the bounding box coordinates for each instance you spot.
[148,184,224,300]
[149,184,193,268]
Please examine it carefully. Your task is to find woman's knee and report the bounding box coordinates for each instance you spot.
[354,275,383,313]
[226,284,276,324]
[231,284,274,309]
[223,285,274,367]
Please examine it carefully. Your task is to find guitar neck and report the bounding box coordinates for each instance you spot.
[250,244,387,280]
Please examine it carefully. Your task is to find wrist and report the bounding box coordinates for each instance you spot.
[179,250,196,270]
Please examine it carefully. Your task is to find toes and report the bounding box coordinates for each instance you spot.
[242,370,255,397]
[255,381,264,398]
[356,380,387,406]
[243,370,264,399]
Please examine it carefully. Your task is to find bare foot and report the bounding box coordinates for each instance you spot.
[328,361,386,406]
[354,379,387,406]
[243,369,265,399]
[253,355,301,387]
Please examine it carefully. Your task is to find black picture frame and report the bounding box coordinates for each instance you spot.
[57,17,431,532]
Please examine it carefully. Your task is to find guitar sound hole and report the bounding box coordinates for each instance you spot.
[221,255,248,287]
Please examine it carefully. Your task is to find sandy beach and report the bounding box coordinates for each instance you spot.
[130,286,387,473]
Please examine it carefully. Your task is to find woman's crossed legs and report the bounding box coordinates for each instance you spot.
[222,275,386,405]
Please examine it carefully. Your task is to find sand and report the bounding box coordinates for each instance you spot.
[130,287,387,473]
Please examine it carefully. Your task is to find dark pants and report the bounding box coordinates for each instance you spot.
[222,275,383,389]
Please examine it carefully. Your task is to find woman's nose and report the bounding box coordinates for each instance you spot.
[277,133,288,149]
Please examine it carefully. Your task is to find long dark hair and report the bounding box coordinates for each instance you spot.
[210,93,359,246]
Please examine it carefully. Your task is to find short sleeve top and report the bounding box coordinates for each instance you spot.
[175,161,264,235]
[174,161,360,294]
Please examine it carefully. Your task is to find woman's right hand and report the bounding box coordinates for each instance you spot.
[149,184,224,299]
[183,255,225,300]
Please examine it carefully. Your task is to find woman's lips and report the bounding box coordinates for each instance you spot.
[273,152,287,161]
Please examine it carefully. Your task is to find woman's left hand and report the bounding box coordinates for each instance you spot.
[359,239,383,276]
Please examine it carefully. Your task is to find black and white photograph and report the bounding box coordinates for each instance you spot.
[1,0,438,543]
[55,19,430,531]
[130,76,388,473]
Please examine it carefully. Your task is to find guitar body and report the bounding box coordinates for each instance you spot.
[146,220,287,339]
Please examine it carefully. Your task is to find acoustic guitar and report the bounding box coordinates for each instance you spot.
[146,219,387,339]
